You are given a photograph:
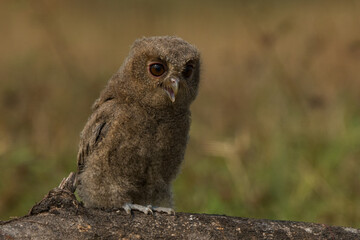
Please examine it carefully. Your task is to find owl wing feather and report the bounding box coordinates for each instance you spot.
[77,99,114,174]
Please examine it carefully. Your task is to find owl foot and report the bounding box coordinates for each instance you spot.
[122,203,175,215]
[152,206,175,215]
[122,203,153,215]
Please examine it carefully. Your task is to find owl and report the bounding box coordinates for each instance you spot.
[76,36,200,214]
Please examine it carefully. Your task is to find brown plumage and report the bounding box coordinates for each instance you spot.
[76,36,200,214]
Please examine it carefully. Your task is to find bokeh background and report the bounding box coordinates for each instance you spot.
[1,0,360,228]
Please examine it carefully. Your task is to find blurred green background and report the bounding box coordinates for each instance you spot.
[1,0,360,228]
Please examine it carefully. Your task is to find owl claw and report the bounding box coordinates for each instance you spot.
[152,206,175,215]
[122,203,153,215]
[122,203,175,215]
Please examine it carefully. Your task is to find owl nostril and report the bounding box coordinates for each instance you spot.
[170,78,179,84]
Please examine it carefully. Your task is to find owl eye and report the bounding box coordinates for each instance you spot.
[149,63,166,77]
[182,64,194,78]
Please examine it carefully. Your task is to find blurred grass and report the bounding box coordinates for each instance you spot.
[1,0,360,228]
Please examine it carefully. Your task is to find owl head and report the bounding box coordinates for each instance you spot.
[115,36,201,110]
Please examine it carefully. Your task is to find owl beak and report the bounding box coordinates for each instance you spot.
[164,78,179,103]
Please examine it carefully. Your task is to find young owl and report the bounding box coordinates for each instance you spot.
[76,36,200,214]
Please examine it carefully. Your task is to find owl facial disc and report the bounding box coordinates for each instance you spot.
[163,78,179,103]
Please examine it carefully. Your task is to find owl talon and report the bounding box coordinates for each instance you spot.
[152,206,175,215]
[121,203,175,215]
[122,203,153,215]
[122,203,132,214]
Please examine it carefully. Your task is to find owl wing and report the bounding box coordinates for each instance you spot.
[77,99,115,175]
